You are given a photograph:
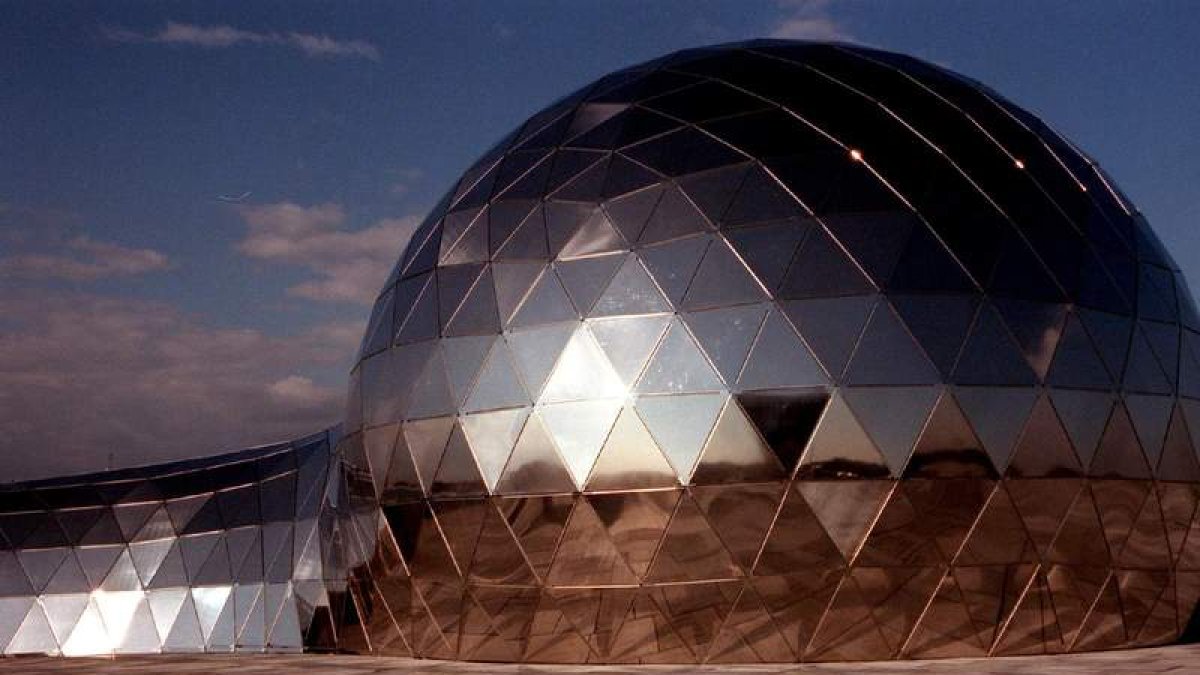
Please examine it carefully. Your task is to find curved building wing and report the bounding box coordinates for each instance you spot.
[0,429,359,656]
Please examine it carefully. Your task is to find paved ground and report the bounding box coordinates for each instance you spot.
[0,645,1198,674]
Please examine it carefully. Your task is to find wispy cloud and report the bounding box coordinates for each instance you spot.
[235,201,419,304]
[105,21,381,61]
[769,0,855,42]
[0,289,356,481]
[0,235,172,281]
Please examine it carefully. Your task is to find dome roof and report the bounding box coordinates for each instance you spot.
[345,41,1200,662]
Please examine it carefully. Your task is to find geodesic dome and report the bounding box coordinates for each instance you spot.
[345,40,1200,663]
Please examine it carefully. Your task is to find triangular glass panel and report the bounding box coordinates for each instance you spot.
[129,535,175,583]
[684,304,768,386]
[506,321,576,400]
[546,500,638,586]
[1048,388,1114,468]
[845,301,938,385]
[890,293,978,378]
[954,386,1039,474]
[1158,405,1200,481]
[645,494,741,582]
[993,298,1068,380]
[586,491,678,579]
[778,225,874,299]
[487,199,540,255]
[738,309,828,389]
[437,262,483,327]
[460,407,530,493]
[587,314,671,387]
[55,508,103,547]
[540,326,625,403]
[782,295,875,381]
[724,219,811,292]
[842,386,940,476]
[754,485,846,575]
[1142,319,1180,386]
[438,207,485,264]
[43,552,88,594]
[1076,308,1132,380]
[676,162,750,225]
[403,415,455,494]
[1125,394,1175,469]
[887,222,976,293]
[538,400,624,489]
[442,335,495,407]
[691,397,785,484]
[494,413,576,494]
[431,423,487,496]
[554,254,624,315]
[635,317,723,394]
[602,185,664,243]
[494,204,549,261]
[1124,325,1172,394]
[1091,403,1152,479]
[637,234,710,306]
[18,547,68,593]
[491,261,543,325]
[954,486,1038,566]
[6,602,58,655]
[602,154,665,200]
[823,211,916,287]
[738,388,829,475]
[903,574,987,658]
[1046,313,1113,388]
[590,254,672,317]
[622,126,745,177]
[802,573,893,661]
[430,498,487,574]
[395,272,439,345]
[635,393,726,484]
[544,202,599,258]
[440,210,489,266]
[680,237,767,310]
[906,392,996,478]
[722,165,805,227]
[638,184,712,245]
[76,545,123,588]
[585,406,679,491]
[796,393,890,479]
[405,347,455,420]
[954,302,1038,385]
[468,507,537,586]
[508,266,577,328]
[463,340,530,412]
[549,154,610,202]
[691,483,785,573]
[1007,395,1083,478]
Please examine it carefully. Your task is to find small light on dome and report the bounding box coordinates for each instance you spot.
[1014,159,1025,169]
[849,149,863,162]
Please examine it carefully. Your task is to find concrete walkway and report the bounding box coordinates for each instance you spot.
[0,645,1197,674]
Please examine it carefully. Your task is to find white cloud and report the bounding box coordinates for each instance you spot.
[0,289,358,481]
[235,202,420,304]
[105,21,381,61]
[0,235,172,281]
[769,0,855,42]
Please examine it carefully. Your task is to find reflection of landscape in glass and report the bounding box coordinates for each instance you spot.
[346,41,1200,663]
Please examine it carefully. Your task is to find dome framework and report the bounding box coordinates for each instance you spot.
[344,40,1200,662]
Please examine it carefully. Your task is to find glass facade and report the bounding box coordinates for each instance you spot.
[0,429,362,656]
[342,40,1200,663]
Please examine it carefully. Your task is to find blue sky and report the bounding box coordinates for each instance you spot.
[1,0,1197,479]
